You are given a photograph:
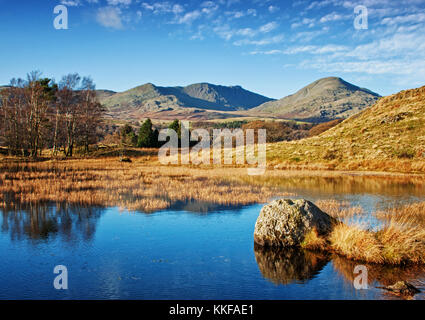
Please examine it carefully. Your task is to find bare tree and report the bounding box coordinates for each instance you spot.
[1,71,104,158]
[79,77,104,153]
[58,73,81,157]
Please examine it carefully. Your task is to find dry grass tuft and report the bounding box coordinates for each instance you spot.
[301,228,329,251]
[321,201,425,265]
[329,223,384,264]
[377,218,425,265]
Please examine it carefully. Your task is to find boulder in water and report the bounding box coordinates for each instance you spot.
[254,199,336,247]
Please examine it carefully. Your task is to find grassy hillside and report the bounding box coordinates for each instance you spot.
[268,85,425,172]
[253,77,380,122]
[96,89,116,101]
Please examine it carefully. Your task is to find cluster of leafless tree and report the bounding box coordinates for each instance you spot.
[0,71,104,157]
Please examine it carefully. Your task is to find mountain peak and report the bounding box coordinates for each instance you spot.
[253,77,380,122]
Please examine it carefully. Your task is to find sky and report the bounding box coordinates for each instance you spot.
[0,0,424,98]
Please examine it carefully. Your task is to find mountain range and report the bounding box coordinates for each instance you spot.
[97,77,380,122]
[99,82,273,112]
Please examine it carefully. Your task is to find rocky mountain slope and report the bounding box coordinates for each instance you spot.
[98,83,274,116]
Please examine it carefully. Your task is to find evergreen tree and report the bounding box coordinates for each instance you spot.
[138,118,156,148]
[120,124,138,146]
[168,119,181,138]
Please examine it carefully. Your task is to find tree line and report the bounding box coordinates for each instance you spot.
[0,71,104,157]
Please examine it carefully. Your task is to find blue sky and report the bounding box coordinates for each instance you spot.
[0,0,424,98]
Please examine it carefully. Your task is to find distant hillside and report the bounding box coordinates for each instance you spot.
[98,83,274,117]
[96,89,116,101]
[268,85,425,172]
[253,77,380,122]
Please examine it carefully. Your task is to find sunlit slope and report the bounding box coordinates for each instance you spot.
[253,77,380,121]
[268,85,425,170]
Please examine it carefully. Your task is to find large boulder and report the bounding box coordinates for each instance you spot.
[254,199,336,247]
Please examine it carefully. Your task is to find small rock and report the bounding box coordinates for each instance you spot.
[254,199,337,247]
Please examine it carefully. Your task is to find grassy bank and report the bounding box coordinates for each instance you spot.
[267,86,425,174]
[302,200,425,265]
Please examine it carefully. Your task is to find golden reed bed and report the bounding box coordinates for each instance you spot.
[0,158,291,212]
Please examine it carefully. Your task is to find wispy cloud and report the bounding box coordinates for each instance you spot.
[176,10,202,24]
[234,34,284,46]
[96,6,123,29]
[259,21,279,33]
[250,44,348,55]
[60,0,82,6]
[107,0,131,6]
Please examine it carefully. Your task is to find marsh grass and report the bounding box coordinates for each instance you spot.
[375,202,425,227]
[307,200,425,265]
[329,223,384,264]
[376,218,425,265]
[0,158,290,213]
[316,199,364,221]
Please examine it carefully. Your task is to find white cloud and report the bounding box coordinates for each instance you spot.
[268,5,279,13]
[259,22,279,33]
[284,44,349,54]
[96,7,123,29]
[213,25,258,40]
[319,12,344,23]
[107,0,131,5]
[234,34,284,46]
[172,4,184,14]
[225,8,257,19]
[291,18,316,29]
[250,49,284,55]
[251,44,349,55]
[292,27,329,42]
[60,0,82,6]
[288,29,425,80]
[177,10,202,24]
[142,2,181,14]
[381,13,425,26]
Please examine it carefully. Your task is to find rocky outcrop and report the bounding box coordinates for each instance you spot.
[254,199,336,247]
[382,281,421,296]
